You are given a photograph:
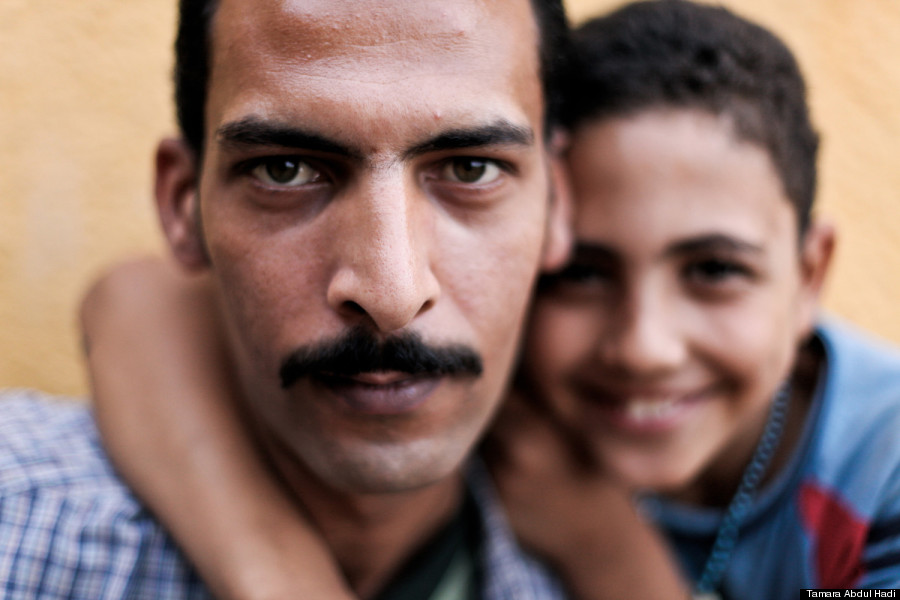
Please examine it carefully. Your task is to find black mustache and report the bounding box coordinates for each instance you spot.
[279,326,484,390]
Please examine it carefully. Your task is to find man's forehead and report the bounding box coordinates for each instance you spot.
[213,0,537,62]
[211,0,540,83]
[216,0,494,54]
[206,0,545,152]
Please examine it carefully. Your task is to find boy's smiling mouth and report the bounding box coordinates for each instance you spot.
[575,383,715,434]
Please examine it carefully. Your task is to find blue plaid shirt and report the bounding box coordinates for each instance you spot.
[0,390,565,600]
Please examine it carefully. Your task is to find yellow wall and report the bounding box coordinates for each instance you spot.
[2,0,899,396]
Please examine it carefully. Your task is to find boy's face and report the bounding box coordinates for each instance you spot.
[523,108,832,498]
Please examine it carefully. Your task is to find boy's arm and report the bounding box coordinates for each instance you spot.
[487,393,691,600]
[80,257,354,600]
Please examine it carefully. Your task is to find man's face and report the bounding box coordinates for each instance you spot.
[160,0,569,494]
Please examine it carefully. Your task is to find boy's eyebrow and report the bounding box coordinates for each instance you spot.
[568,235,763,263]
[666,234,764,256]
[403,120,535,159]
[216,118,363,159]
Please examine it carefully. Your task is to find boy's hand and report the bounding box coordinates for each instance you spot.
[487,391,691,600]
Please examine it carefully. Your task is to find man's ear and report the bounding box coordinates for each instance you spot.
[155,138,210,271]
[796,219,836,338]
[540,129,573,272]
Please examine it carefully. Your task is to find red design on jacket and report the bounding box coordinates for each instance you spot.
[799,481,867,588]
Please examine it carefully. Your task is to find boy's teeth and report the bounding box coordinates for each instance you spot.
[625,398,679,422]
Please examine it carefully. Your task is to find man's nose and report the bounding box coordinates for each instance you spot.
[597,283,686,376]
[326,173,440,333]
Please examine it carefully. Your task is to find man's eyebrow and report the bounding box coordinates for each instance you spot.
[404,121,534,159]
[216,118,362,159]
[667,234,764,256]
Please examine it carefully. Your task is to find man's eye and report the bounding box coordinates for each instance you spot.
[251,158,318,187]
[441,158,501,184]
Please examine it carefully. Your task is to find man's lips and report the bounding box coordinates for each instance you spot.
[313,371,442,415]
[340,371,417,386]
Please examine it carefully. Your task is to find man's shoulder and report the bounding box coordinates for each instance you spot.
[0,389,126,500]
[0,389,210,599]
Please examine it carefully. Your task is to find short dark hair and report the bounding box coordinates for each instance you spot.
[565,0,819,232]
[174,0,571,157]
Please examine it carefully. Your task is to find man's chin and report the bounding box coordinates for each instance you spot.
[251,375,492,497]
[306,436,472,495]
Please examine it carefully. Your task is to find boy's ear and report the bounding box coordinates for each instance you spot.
[540,128,573,272]
[155,138,210,271]
[796,219,836,338]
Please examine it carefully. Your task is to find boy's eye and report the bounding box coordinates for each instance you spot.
[251,158,320,187]
[539,262,616,295]
[684,259,751,283]
[441,158,501,184]
[557,263,611,285]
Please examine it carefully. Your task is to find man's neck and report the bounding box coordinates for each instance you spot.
[264,442,466,599]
